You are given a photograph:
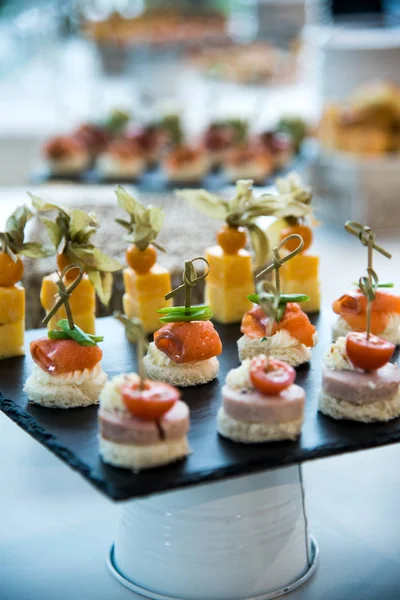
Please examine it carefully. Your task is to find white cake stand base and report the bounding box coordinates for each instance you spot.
[107,465,319,600]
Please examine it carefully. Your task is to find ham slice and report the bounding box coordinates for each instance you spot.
[99,401,189,445]
[322,364,400,405]
[222,384,305,424]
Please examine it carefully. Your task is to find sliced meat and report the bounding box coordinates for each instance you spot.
[222,384,305,424]
[322,363,400,405]
[99,400,189,445]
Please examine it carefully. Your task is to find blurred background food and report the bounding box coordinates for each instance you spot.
[0,0,400,225]
[40,108,309,185]
[318,81,400,156]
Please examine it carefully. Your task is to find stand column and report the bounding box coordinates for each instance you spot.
[108,465,318,600]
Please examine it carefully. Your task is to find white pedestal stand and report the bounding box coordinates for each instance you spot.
[107,465,318,600]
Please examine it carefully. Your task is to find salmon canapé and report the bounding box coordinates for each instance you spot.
[241,302,316,348]
[333,290,400,335]
[31,338,103,375]
[154,321,222,364]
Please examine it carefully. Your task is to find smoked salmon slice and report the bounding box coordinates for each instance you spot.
[154,321,222,364]
[333,290,400,334]
[31,338,103,375]
[241,302,316,348]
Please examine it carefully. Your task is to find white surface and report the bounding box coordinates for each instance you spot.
[114,468,309,600]
[2,412,400,600]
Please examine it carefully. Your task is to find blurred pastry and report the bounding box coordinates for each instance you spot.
[318,81,400,155]
[202,119,248,168]
[73,123,111,158]
[97,138,146,180]
[223,144,273,184]
[43,136,90,176]
[256,131,294,171]
[126,124,166,167]
[163,145,209,183]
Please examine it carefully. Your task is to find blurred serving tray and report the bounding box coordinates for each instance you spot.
[2,313,400,501]
[29,145,313,191]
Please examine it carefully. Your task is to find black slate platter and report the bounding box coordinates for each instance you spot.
[1,313,400,501]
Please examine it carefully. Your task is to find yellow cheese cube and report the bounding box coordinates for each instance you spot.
[123,293,169,334]
[205,246,253,287]
[40,273,96,314]
[280,254,319,281]
[281,278,320,314]
[45,312,96,334]
[206,282,253,324]
[123,264,171,300]
[0,285,25,324]
[0,319,25,359]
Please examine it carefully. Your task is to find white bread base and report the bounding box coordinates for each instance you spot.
[237,334,311,367]
[164,157,210,183]
[223,163,271,185]
[99,436,190,471]
[48,154,89,176]
[24,370,107,409]
[96,154,145,179]
[332,315,400,345]
[217,407,303,443]
[143,355,219,387]
[318,390,400,423]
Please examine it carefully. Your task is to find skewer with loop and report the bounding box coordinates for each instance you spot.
[43,265,84,330]
[114,313,148,389]
[345,221,392,260]
[256,280,280,362]
[158,257,213,323]
[345,221,392,340]
[256,233,304,295]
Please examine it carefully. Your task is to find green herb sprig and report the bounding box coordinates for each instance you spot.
[256,281,281,361]
[276,117,308,153]
[211,118,249,144]
[345,221,392,339]
[248,293,309,305]
[157,257,212,324]
[44,265,103,347]
[352,281,393,288]
[254,233,307,322]
[114,313,148,389]
[115,186,165,251]
[29,194,122,305]
[104,108,131,135]
[48,320,103,346]
[161,113,184,147]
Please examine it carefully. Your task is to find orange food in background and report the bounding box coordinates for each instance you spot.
[217,225,246,254]
[126,244,157,274]
[0,253,24,286]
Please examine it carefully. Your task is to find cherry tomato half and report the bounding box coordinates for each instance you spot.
[346,332,395,371]
[249,356,296,395]
[121,379,180,420]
